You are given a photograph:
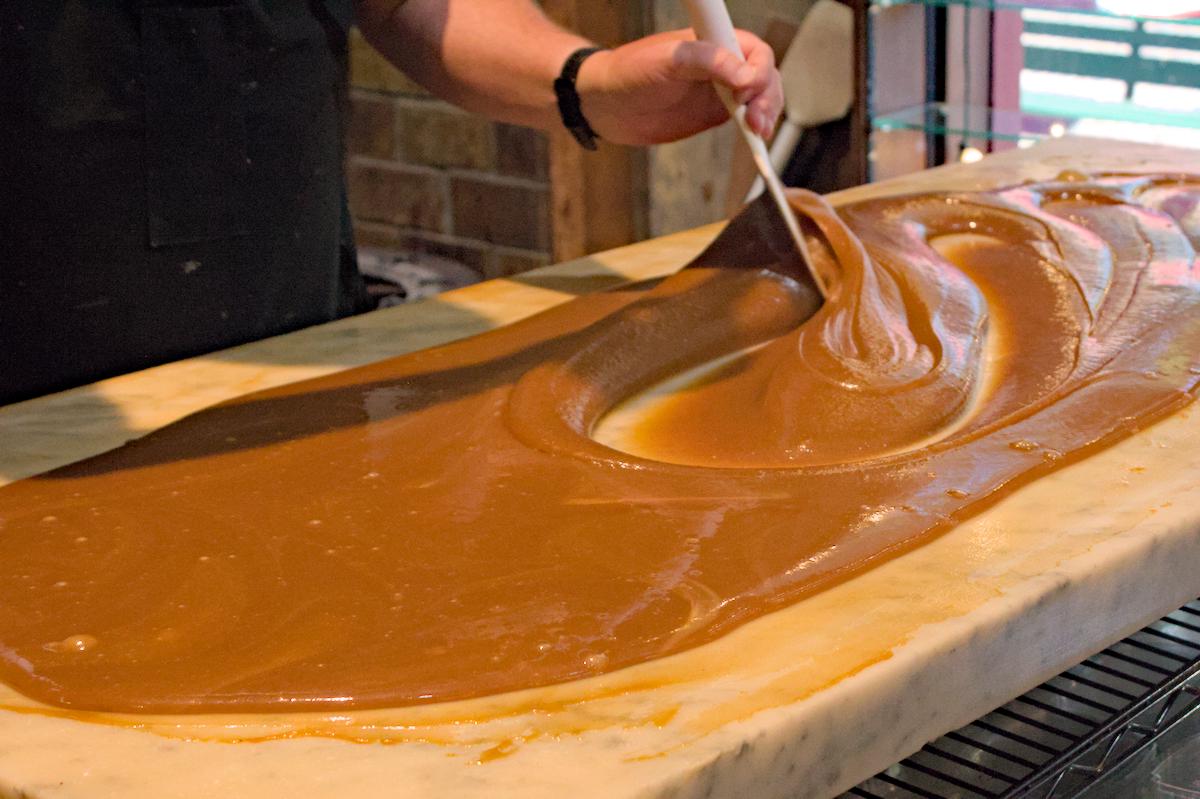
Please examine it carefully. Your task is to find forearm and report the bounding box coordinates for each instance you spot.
[355,0,784,146]
[356,0,590,130]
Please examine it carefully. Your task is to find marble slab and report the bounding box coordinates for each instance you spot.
[1,138,1198,799]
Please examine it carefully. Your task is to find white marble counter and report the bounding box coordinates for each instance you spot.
[1,138,1198,799]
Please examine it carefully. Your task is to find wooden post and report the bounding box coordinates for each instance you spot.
[543,0,647,261]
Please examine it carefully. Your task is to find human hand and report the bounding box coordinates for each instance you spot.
[574,28,783,146]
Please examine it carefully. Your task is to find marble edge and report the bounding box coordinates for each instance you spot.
[643,497,1200,799]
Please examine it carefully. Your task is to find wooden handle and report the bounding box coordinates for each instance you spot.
[682,0,743,61]
[681,0,744,117]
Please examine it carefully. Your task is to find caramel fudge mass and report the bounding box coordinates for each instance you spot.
[0,173,1197,714]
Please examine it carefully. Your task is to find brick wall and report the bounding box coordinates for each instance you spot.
[346,31,553,279]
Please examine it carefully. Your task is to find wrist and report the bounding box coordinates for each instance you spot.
[554,46,607,150]
[573,48,618,143]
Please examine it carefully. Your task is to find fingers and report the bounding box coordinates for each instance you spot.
[668,38,745,85]
[670,31,783,138]
[730,31,772,103]
[734,31,783,137]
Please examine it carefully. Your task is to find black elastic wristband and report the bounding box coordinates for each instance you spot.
[554,46,604,151]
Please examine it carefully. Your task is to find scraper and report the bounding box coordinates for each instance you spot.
[746,0,854,201]
[682,0,830,300]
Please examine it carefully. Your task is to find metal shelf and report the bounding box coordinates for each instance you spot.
[842,599,1200,798]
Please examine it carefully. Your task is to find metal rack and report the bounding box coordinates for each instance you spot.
[844,598,1200,798]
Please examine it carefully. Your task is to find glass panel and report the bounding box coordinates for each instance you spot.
[871,0,1200,26]
[873,102,1068,141]
[872,101,1200,148]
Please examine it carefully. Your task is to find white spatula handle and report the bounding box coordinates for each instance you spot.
[682,0,742,57]
[681,0,745,120]
[681,0,828,299]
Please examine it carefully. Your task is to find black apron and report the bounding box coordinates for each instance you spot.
[0,0,368,404]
